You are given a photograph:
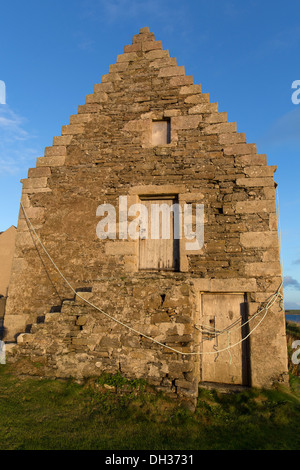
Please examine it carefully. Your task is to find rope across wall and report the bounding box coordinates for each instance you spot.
[20,201,284,357]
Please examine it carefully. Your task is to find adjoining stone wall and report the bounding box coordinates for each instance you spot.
[5,27,288,395]
[0,226,16,297]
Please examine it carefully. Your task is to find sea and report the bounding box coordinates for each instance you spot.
[285,315,300,324]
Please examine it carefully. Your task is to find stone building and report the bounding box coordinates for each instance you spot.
[4,28,288,399]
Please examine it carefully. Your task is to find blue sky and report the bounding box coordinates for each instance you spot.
[0,0,299,308]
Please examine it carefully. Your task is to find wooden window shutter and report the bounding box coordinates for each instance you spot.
[139,197,179,271]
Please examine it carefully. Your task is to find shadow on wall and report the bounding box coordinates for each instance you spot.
[0,297,7,340]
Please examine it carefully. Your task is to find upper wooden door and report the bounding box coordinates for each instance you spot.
[139,197,179,271]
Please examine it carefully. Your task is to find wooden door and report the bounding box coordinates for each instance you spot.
[199,293,249,385]
[139,197,179,271]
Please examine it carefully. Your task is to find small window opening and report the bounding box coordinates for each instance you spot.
[152,120,171,145]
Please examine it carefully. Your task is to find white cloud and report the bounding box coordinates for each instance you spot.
[266,25,300,54]
[0,105,38,174]
[283,275,300,290]
[81,0,190,34]
[93,0,163,21]
[285,300,300,309]
[258,107,300,148]
[0,107,28,137]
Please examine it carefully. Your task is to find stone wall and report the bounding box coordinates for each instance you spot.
[5,27,288,396]
[0,225,16,297]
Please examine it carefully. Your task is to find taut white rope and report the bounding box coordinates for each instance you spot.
[276,186,284,279]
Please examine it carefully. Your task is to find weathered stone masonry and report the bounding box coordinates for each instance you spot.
[5,27,288,398]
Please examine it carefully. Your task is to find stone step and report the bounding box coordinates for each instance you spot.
[75,290,94,305]
[44,312,78,323]
[60,301,90,315]
[4,342,17,354]
[4,288,93,357]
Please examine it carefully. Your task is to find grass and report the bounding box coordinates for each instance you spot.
[0,324,300,450]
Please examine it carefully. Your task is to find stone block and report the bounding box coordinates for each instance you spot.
[204,112,227,123]
[78,103,102,114]
[70,113,93,124]
[151,313,170,323]
[236,177,275,187]
[44,313,63,323]
[204,122,237,134]
[105,241,137,256]
[218,132,246,145]
[44,146,67,157]
[36,155,65,167]
[240,231,279,248]
[20,193,31,208]
[244,166,277,177]
[28,167,51,178]
[19,206,44,220]
[149,57,177,68]
[16,333,33,344]
[175,379,195,390]
[86,92,108,104]
[188,103,218,114]
[129,184,186,195]
[75,291,94,305]
[21,177,48,190]
[94,82,114,93]
[211,278,257,292]
[109,62,129,73]
[142,40,162,51]
[192,278,257,292]
[236,200,276,213]
[101,73,121,83]
[117,52,138,63]
[169,75,193,87]
[184,93,209,104]
[262,249,280,262]
[165,334,192,344]
[179,84,202,95]
[244,262,281,277]
[223,143,256,156]
[172,115,202,129]
[235,154,267,166]
[124,43,142,53]
[123,119,150,132]
[158,66,185,77]
[61,124,84,135]
[52,135,73,146]
[145,49,169,60]
[76,316,87,326]
[133,31,155,43]
[163,109,181,117]
[269,213,278,231]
